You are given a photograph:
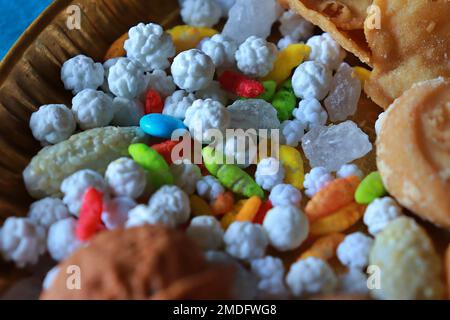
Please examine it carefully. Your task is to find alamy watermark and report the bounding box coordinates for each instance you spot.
[66,5,81,30]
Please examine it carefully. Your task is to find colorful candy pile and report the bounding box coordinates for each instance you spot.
[0,0,445,300]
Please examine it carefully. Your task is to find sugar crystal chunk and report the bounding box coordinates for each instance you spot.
[324,63,361,122]
[301,121,372,171]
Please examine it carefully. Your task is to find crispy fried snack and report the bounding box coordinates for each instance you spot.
[377,77,450,229]
[364,0,450,108]
[286,0,372,65]
[41,226,234,300]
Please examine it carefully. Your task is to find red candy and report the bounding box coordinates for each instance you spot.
[145,89,164,114]
[151,140,182,165]
[253,200,273,225]
[76,188,104,241]
[218,70,264,98]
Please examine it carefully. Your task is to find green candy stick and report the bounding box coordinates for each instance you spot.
[202,147,264,198]
[129,143,174,189]
[258,80,277,102]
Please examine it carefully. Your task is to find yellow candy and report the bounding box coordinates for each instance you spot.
[353,66,372,86]
[190,195,213,217]
[279,145,305,190]
[235,196,262,222]
[262,44,311,85]
[220,200,247,229]
[168,25,218,53]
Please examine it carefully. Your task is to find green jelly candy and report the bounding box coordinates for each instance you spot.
[280,79,293,92]
[272,89,296,121]
[129,143,174,189]
[202,146,223,176]
[355,171,387,204]
[258,80,277,102]
[217,164,265,199]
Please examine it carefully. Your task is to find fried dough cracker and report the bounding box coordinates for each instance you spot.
[365,0,450,109]
[287,0,372,66]
[377,77,450,229]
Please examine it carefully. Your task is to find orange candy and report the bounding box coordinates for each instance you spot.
[235,196,262,222]
[190,195,213,217]
[299,233,345,261]
[211,192,235,216]
[306,176,361,223]
[309,202,365,237]
[104,32,128,61]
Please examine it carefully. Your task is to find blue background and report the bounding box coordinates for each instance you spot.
[0,0,53,60]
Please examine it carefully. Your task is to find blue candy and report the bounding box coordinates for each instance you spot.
[140,114,187,139]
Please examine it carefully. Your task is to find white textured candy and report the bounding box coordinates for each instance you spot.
[170,161,202,195]
[324,62,361,122]
[224,221,268,260]
[293,99,328,131]
[336,163,363,179]
[250,256,289,299]
[144,69,176,98]
[148,185,191,225]
[200,34,237,68]
[235,36,278,77]
[111,97,145,127]
[181,0,222,27]
[60,169,106,215]
[171,49,215,92]
[263,205,309,251]
[196,175,224,202]
[337,232,374,269]
[102,197,137,230]
[186,216,224,250]
[279,10,314,41]
[195,80,228,106]
[43,267,60,290]
[363,197,403,236]
[108,57,147,99]
[227,99,280,132]
[213,0,236,17]
[102,58,120,93]
[28,197,70,230]
[29,104,76,145]
[105,157,147,199]
[124,23,175,71]
[61,54,104,94]
[0,217,46,268]
[47,218,82,261]
[162,90,196,120]
[184,99,230,143]
[269,184,302,207]
[126,204,177,228]
[292,61,332,100]
[255,157,285,191]
[306,33,346,70]
[72,89,114,130]
[286,257,337,297]
[303,167,334,198]
[281,120,305,147]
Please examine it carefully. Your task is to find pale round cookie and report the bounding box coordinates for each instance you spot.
[376,77,450,229]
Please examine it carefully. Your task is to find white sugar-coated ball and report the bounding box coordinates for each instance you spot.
[181,0,222,27]
[47,218,82,262]
[186,216,224,251]
[263,205,309,251]
[30,104,76,145]
[72,89,114,130]
[111,97,145,127]
[163,90,196,120]
[235,36,278,77]
[200,34,238,68]
[108,57,147,99]
[28,197,70,230]
[292,61,332,100]
[306,33,346,70]
[171,49,215,92]
[224,221,268,261]
[105,157,147,199]
[124,23,175,71]
[293,98,328,130]
[61,54,104,94]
